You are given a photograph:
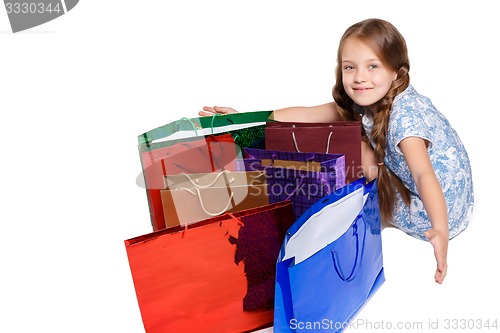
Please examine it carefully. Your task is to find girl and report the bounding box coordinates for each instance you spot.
[199,18,474,284]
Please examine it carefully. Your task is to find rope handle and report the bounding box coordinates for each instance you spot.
[179,187,235,217]
[178,117,200,137]
[177,170,235,189]
[284,174,306,201]
[226,212,245,227]
[210,113,223,134]
[331,215,367,282]
[291,124,334,153]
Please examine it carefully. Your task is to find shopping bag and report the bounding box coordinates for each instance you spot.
[140,134,239,230]
[124,200,296,333]
[138,111,273,230]
[241,147,346,219]
[160,170,269,227]
[265,121,362,183]
[274,179,385,333]
[138,111,273,147]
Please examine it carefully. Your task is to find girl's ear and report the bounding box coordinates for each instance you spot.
[393,71,398,81]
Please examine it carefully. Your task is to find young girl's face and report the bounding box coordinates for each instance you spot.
[341,38,397,112]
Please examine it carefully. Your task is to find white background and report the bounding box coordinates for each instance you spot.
[1,1,498,332]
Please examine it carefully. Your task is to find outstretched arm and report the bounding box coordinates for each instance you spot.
[399,137,449,284]
[270,102,341,122]
[199,102,342,123]
[200,103,380,182]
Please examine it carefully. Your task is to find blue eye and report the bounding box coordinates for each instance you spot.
[344,65,354,71]
[369,64,379,69]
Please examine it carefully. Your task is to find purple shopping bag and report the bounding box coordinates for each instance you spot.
[241,148,346,219]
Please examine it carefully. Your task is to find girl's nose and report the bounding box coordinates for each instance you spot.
[354,69,367,83]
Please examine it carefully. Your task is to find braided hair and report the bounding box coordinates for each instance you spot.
[333,18,411,222]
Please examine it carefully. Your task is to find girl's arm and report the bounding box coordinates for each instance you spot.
[270,102,341,122]
[399,137,449,284]
[199,102,341,122]
[200,103,380,181]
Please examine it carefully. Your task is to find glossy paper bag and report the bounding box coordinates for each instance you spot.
[140,134,238,230]
[160,170,268,227]
[274,179,385,332]
[125,200,296,333]
[242,147,346,219]
[138,112,273,230]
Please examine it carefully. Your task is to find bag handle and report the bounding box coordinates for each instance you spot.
[142,117,200,148]
[284,174,306,201]
[179,186,235,217]
[179,117,200,136]
[210,114,222,134]
[176,170,235,189]
[331,215,367,282]
[291,124,334,153]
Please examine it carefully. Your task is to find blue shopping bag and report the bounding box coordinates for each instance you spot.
[274,178,385,333]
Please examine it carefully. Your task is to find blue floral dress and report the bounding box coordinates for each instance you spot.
[362,85,474,240]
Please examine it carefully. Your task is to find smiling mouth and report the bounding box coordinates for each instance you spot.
[353,87,373,91]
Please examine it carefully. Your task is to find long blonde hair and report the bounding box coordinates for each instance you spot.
[332,18,411,222]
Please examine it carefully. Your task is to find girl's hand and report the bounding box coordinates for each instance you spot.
[424,228,449,284]
[198,106,238,117]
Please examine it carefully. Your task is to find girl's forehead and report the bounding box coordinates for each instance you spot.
[342,38,373,50]
[341,39,379,59]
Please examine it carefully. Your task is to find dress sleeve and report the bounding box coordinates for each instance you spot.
[389,99,435,155]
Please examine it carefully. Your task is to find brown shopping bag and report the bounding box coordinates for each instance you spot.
[140,134,239,230]
[160,170,268,228]
[265,121,362,183]
[124,200,296,333]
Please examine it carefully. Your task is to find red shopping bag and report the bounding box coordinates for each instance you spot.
[265,121,362,183]
[125,201,296,333]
